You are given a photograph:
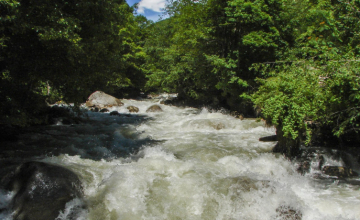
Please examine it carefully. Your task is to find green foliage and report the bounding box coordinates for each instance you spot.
[253,57,360,144]
[2,0,359,151]
[145,0,293,110]
[324,59,360,137]
[252,61,326,143]
[0,0,147,126]
[252,0,360,145]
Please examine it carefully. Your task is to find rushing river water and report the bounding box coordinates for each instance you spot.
[1,97,360,220]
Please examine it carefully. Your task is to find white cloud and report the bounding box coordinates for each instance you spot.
[137,0,166,13]
[146,13,163,22]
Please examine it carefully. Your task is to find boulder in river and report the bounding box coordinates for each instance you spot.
[259,135,277,142]
[86,91,123,108]
[146,105,163,113]
[110,111,120,116]
[100,108,109,113]
[127,106,139,113]
[6,161,83,220]
[322,166,358,178]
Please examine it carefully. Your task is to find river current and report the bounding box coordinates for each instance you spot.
[1,97,360,220]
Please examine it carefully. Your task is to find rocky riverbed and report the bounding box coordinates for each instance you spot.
[1,92,360,220]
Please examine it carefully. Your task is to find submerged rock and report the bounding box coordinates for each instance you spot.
[276,206,302,220]
[210,122,225,130]
[127,106,139,113]
[86,91,123,108]
[146,105,163,112]
[7,162,83,220]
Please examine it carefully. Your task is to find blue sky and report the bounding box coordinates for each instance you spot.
[125,0,167,22]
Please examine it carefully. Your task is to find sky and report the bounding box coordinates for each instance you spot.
[125,0,168,22]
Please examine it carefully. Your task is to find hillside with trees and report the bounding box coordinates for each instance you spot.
[1,0,359,155]
[143,0,360,156]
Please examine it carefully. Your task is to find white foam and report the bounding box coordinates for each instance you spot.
[34,99,360,220]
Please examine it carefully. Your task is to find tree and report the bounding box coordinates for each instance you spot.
[0,0,146,126]
[145,0,295,113]
[252,0,360,155]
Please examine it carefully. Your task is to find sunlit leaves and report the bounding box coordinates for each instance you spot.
[145,0,291,107]
[252,61,326,143]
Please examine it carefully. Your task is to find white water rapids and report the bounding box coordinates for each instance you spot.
[1,97,360,219]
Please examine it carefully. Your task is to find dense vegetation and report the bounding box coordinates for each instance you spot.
[1,0,359,155]
[0,0,147,126]
[145,0,293,112]
[143,0,360,155]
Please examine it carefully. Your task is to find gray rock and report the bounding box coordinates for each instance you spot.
[86,91,123,108]
[7,162,83,220]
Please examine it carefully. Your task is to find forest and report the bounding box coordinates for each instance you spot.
[1,0,360,156]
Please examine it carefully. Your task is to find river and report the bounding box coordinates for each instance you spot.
[1,97,360,220]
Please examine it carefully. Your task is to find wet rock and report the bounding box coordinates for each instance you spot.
[276,206,302,220]
[127,106,139,113]
[7,162,83,220]
[318,155,325,170]
[47,105,70,117]
[259,135,277,142]
[211,122,225,130]
[146,105,163,112]
[161,99,179,106]
[100,108,109,113]
[297,161,311,175]
[46,106,71,124]
[110,111,120,116]
[90,107,99,112]
[322,166,358,178]
[45,106,82,125]
[230,111,244,120]
[85,91,123,108]
[272,125,301,158]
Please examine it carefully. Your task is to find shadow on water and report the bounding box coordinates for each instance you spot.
[0,112,163,172]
